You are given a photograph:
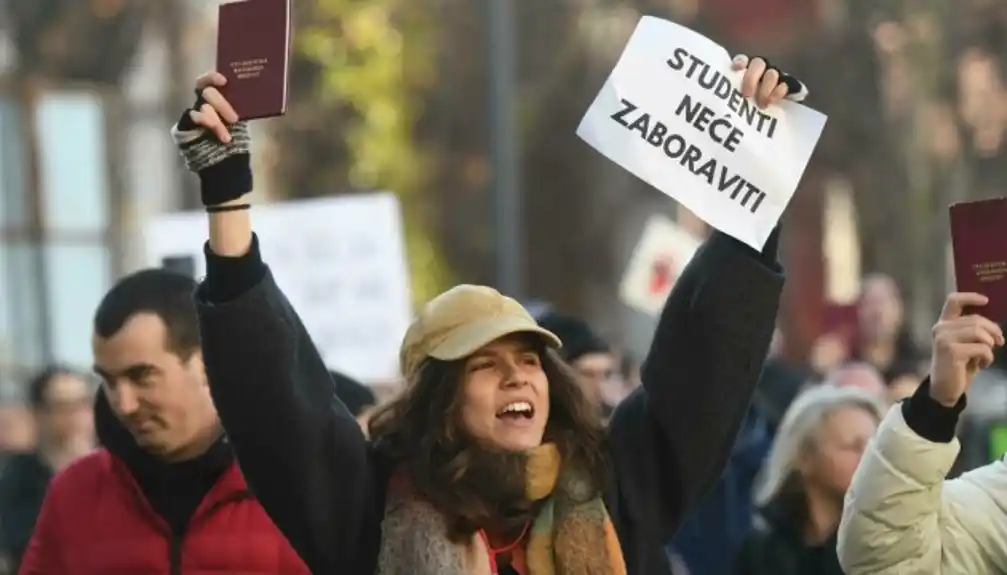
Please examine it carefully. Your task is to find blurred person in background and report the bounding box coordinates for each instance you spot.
[172,56,804,575]
[19,269,308,574]
[0,383,35,471]
[807,332,848,377]
[0,367,93,573]
[329,370,378,436]
[884,363,924,405]
[851,274,924,383]
[837,292,1007,574]
[755,326,810,434]
[523,300,554,321]
[886,373,921,403]
[734,385,883,575]
[536,312,624,416]
[619,351,642,392]
[821,362,887,401]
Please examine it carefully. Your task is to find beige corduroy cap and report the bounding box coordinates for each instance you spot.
[399,284,562,380]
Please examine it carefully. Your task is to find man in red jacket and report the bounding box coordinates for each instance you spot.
[20,269,309,574]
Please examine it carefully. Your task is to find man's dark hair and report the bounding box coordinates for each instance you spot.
[93,268,200,357]
[27,365,83,410]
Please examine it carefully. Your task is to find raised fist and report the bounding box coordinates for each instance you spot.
[929,292,1004,407]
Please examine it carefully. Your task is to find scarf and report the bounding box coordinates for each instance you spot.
[376,443,627,574]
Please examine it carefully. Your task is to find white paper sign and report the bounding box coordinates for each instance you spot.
[144,193,412,384]
[577,16,827,250]
[620,215,702,316]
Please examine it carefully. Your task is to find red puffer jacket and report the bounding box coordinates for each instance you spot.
[19,446,309,574]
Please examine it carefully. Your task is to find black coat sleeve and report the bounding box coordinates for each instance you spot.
[194,235,382,574]
[607,229,784,542]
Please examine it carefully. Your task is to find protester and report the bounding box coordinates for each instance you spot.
[536,312,620,415]
[172,55,805,575]
[850,274,924,383]
[0,367,93,572]
[837,292,1007,574]
[735,385,883,575]
[19,269,308,574]
[619,351,642,392]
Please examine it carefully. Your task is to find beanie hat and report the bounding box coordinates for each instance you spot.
[536,312,610,363]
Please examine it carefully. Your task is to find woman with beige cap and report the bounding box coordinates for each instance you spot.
[172,55,806,575]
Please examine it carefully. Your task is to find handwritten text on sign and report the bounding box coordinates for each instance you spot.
[577,16,827,250]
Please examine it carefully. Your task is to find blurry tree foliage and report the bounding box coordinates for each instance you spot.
[275,0,703,322]
[11,0,1007,355]
[275,0,447,304]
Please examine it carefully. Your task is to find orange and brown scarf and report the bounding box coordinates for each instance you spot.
[375,443,626,574]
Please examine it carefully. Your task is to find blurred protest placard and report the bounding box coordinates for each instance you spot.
[620,215,702,315]
[145,193,412,384]
[577,16,827,250]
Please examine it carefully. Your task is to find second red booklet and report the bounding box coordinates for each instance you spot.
[216,0,291,120]
[950,198,1007,321]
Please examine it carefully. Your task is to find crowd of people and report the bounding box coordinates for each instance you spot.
[0,53,1002,575]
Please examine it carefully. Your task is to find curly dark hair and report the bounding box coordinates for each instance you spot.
[368,339,609,541]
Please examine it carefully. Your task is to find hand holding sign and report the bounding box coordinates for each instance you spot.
[577,17,827,251]
[732,54,804,109]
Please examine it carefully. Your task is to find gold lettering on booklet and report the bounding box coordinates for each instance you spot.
[229,58,269,80]
[973,261,1007,282]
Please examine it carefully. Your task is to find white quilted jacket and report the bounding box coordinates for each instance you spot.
[838,406,1007,574]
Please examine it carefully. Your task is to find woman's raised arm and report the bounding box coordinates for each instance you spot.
[169,72,383,574]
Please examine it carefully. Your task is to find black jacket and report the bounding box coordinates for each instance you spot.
[734,501,845,575]
[0,452,52,572]
[194,229,784,574]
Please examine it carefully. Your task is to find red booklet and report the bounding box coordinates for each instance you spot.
[950,198,1007,321]
[216,0,291,120]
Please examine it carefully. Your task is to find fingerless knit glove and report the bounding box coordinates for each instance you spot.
[170,100,253,206]
[759,57,809,102]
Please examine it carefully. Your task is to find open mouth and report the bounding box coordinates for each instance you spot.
[496,401,534,420]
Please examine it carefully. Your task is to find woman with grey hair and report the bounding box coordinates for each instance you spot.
[733,385,884,575]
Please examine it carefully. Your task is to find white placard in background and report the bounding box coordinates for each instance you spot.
[620,215,702,316]
[144,192,412,384]
[577,16,827,250]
